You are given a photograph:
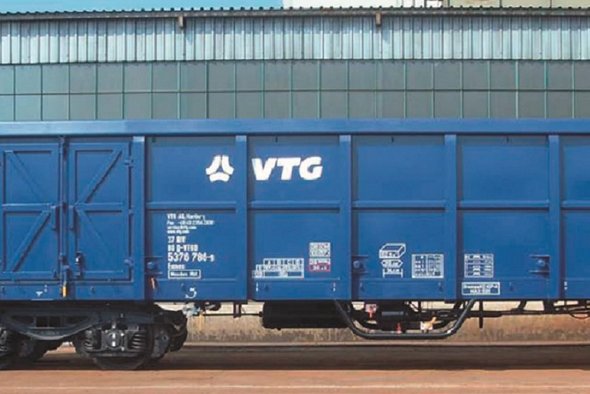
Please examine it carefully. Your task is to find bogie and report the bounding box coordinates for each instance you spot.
[0,304,188,371]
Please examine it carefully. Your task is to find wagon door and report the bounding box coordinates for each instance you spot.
[66,141,135,289]
[0,144,60,283]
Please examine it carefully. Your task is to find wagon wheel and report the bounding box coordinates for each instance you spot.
[144,353,166,368]
[0,352,18,370]
[0,327,20,370]
[19,339,49,363]
[92,354,151,371]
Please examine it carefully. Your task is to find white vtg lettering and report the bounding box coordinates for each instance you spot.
[252,156,323,181]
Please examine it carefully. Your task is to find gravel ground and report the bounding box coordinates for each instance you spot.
[2,342,590,393]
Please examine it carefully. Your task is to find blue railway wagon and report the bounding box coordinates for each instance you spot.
[1,118,590,369]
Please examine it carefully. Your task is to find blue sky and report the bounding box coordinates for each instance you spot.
[0,1,282,12]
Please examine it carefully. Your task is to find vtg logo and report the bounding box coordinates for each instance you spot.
[206,155,235,182]
[252,156,323,181]
[205,155,323,182]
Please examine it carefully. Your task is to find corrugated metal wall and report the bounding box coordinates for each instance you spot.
[284,0,443,7]
[0,60,588,121]
[1,14,590,64]
[448,0,590,7]
[0,10,588,121]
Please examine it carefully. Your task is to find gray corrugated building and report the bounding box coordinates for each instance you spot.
[0,7,589,121]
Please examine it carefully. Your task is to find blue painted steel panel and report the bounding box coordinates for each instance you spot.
[146,136,246,301]
[561,136,590,299]
[0,143,60,281]
[67,141,133,281]
[66,138,143,301]
[0,137,143,301]
[352,136,447,300]
[457,136,553,300]
[247,135,349,300]
[3,119,590,302]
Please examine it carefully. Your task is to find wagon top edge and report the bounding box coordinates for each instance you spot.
[1,118,590,137]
